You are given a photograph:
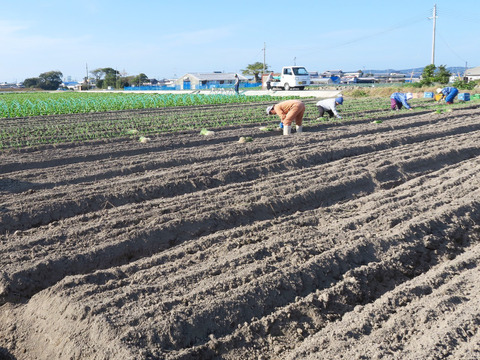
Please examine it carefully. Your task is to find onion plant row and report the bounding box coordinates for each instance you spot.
[1,95,477,151]
[0,96,296,150]
[0,92,288,118]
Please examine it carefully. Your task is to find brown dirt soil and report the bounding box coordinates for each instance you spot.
[1,105,480,359]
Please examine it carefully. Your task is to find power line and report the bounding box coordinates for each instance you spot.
[442,8,480,24]
[249,47,264,66]
[301,14,427,57]
[429,5,469,66]
[437,32,467,64]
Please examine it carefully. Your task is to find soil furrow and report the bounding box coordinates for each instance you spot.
[286,241,480,360]
[1,105,480,360]
[2,116,479,234]
[11,180,479,359]
[1,136,479,304]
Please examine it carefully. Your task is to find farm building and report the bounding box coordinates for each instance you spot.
[175,72,248,90]
[321,70,344,78]
[311,76,341,85]
[464,66,480,81]
[374,73,406,83]
[310,70,342,85]
[62,81,81,90]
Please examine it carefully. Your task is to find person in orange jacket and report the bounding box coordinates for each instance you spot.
[266,99,305,135]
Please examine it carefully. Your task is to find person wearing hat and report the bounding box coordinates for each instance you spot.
[436,86,459,104]
[266,99,305,135]
[390,92,413,110]
[316,96,344,119]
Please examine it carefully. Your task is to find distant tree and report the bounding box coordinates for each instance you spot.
[435,65,451,84]
[132,73,149,86]
[23,77,40,88]
[90,68,103,80]
[37,71,63,90]
[91,67,119,89]
[103,68,119,89]
[23,71,62,89]
[420,64,436,86]
[116,76,131,89]
[242,62,269,82]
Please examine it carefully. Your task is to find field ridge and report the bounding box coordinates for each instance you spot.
[1,101,479,359]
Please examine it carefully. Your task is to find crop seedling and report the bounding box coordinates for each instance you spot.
[200,128,215,136]
[238,136,253,143]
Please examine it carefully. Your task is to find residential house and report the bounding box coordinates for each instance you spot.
[175,72,248,90]
[62,81,80,90]
[309,70,342,85]
[464,66,480,82]
[321,70,344,77]
[373,73,406,83]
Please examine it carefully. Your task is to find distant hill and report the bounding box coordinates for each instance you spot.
[358,66,468,77]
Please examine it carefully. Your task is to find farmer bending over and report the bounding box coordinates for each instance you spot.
[316,96,344,119]
[390,92,413,111]
[436,87,459,104]
[266,100,305,135]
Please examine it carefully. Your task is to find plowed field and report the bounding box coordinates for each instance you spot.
[1,103,480,359]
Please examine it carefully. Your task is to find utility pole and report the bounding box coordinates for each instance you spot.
[262,42,266,75]
[430,4,437,65]
[85,63,89,90]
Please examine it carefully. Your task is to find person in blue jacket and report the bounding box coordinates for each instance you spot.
[390,92,413,111]
[436,87,459,104]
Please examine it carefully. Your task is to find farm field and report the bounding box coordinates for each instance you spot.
[0,92,288,118]
[1,95,480,359]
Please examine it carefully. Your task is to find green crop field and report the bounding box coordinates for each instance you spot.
[0,92,297,118]
[0,91,478,151]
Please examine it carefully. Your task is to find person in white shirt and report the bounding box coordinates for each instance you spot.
[265,72,274,90]
[316,96,344,119]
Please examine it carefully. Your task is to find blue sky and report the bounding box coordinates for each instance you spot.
[1,0,478,83]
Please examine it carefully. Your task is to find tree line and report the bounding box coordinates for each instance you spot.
[23,68,151,90]
[90,68,149,89]
[412,64,475,90]
[23,71,64,90]
[21,63,475,91]
[21,62,267,91]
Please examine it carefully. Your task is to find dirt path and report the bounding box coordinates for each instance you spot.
[1,106,479,359]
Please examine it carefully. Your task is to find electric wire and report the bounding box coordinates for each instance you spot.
[437,32,468,64]
[301,13,429,57]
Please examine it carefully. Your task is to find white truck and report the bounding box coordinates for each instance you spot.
[270,66,311,90]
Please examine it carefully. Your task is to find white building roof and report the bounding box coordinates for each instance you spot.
[465,66,480,76]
